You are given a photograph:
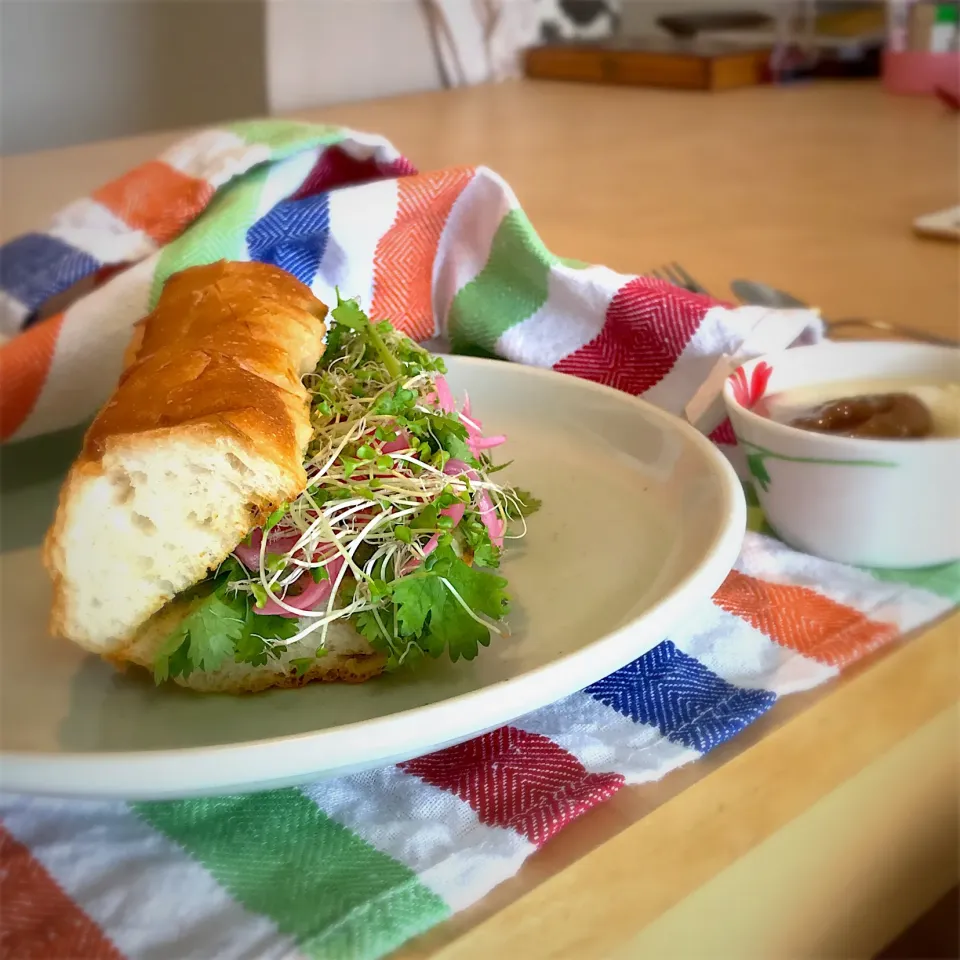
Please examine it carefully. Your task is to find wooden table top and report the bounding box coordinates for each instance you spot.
[2,79,958,958]
[3,79,958,338]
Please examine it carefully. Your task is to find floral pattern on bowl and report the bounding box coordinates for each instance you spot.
[721,342,960,568]
[739,439,895,492]
[729,361,772,409]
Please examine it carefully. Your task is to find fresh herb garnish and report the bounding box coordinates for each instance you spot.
[502,488,541,519]
[153,297,536,682]
[153,569,300,682]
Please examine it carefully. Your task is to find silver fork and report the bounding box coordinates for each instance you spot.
[649,262,711,295]
[654,265,958,346]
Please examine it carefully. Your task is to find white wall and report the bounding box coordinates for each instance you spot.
[1,0,789,155]
[264,0,788,116]
[266,0,441,115]
[0,0,267,155]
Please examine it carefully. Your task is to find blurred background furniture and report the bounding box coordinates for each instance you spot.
[8,1,957,155]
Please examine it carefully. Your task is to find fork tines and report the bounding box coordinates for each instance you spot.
[649,262,710,295]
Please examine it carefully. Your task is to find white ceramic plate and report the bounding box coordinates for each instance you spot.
[0,358,744,799]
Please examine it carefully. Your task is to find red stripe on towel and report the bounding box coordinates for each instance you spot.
[0,824,124,960]
[553,276,711,396]
[402,725,624,846]
[290,146,416,200]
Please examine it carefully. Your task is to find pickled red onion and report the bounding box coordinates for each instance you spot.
[443,501,466,526]
[459,393,485,438]
[470,435,506,449]
[443,459,478,480]
[419,533,440,563]
[380,429,412,454]
[233,527,302,571]
[434,375,455,413]
[254,555,346,618]
[478,490,505,548]
[400,499,466,574]
[467,434,506,457]
[232,537,262,571]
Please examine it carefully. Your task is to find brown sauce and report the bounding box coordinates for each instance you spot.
[789,392,934,439]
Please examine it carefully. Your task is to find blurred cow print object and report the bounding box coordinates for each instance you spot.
[538,0,621,42]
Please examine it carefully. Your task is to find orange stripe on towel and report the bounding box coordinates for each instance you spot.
[0,312,64,441]
[714,570,898,668]
[93,160,214,245]
[370,166,474,342]
[0,824,124,960]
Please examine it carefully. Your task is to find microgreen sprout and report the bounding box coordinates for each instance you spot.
[154,297,538,681]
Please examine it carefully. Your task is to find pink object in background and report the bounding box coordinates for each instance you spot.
[882,50,960,95]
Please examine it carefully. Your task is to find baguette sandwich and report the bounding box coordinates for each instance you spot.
[44,260,537,693]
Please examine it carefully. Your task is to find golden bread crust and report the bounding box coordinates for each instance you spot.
[86,260,326,466]
[44,260,328,647]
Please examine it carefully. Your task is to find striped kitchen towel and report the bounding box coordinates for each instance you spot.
[1,120,957,960]
[0,118,818,445]
[2,524,956,960]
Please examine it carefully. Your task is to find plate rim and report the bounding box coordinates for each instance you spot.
[0,356,746,798]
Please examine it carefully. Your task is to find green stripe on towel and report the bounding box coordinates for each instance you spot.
[135,789,448,960]
[870,561,960,603]
[229,120,344,155]
[449,209,556,353]
[149,167,270,306]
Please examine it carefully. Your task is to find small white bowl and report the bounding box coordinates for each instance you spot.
[722,342,960,569]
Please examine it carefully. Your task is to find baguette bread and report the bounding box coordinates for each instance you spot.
[44,260,331,655]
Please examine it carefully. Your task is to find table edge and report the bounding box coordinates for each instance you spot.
[423,611,960,959]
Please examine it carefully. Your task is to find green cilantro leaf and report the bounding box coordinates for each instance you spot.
[153,626,191,684]
[390,544,509,663]
[355,607,391,645]
[329,293,367,331]
[503,488,542,519]
[322,321,347,362]
[471,541,501,567]
[439,430,474,464]
[152,572,302,683]
[188,593,246,669]
[233,628,272,668]
[216,555,248,580]
[290,657,314,677]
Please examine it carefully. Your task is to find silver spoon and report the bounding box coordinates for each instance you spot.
[730,279,959,348]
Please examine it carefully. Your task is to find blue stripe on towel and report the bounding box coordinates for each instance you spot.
[0,234,99,324]
[246,192,331,286]
[585,640,776,753]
